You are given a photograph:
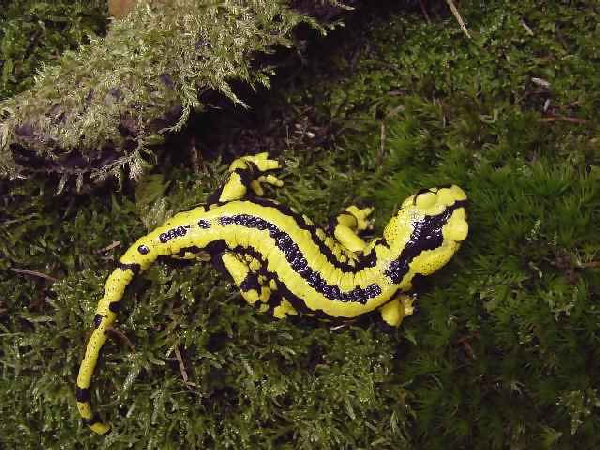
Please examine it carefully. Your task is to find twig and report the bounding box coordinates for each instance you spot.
[521,18,534,36]
[378,121,386,167]
[581,261,600,269]
[175,346,196,388]
[531,77,551,88]
[386,104,406,118]
[419,0,431,23]
[377,104,406,167]
[539,116,587,124]
[175,346,188,383]
[95,240,121,254]
[189,135,201,174]
[445,0,471,39]
[105,326,135,349]
[454,333,479,360]
[10,268,58,282]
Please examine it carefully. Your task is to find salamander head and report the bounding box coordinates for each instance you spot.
[382,185,468,284]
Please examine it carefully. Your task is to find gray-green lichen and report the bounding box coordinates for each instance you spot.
[0,0,348,190]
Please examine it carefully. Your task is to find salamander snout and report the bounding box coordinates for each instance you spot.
[405,184,468,242]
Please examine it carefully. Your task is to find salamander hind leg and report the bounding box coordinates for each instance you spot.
[331,205,375,253]
[221,252,271,307]
[210,152,284,204]
[377,293,416,328]
[220,252,298,319]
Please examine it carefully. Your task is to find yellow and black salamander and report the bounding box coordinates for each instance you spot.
[76,152,468,434]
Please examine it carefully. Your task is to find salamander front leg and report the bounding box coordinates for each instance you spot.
[331,205,374,253]
[377,293,416,328]
[209,152,284,204]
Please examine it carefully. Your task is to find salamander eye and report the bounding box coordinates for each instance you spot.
[137,245,150,255]
[93,314,104,328]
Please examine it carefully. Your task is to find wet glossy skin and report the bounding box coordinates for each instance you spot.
[75,153,468,434]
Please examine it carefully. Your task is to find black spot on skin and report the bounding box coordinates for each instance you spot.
[219,216,233,226]
[75,386,91,403]
[234,166,255,187]
[206,164,258,205]
[118,262,140,275]
[137,245,150,255]
[201,240,229,275]
[197,219,210,229]
[159,226,188,243]
[93,314,104,329]
[82,412,102,426]
[239,273,261,292]
[376,237,389,248]
[265,289,283,313]
[416,187,434,195]
[270,277,311,314]
[108,301,120,313]
[205,240,226,255]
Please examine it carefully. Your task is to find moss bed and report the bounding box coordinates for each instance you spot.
[1,1,599,448]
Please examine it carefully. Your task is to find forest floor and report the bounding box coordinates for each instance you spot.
[1,1,600,449]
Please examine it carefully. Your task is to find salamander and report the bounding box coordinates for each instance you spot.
[75,152,468,434]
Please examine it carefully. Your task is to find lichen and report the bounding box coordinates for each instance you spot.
[0,0,347,189]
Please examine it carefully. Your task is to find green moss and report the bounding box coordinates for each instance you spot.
[1,0,600,448]
[0,0,107,101]
[0,0,345,187]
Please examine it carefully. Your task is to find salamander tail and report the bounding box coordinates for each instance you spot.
[75,237,158,434]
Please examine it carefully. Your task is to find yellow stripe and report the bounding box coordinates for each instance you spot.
[185,201,396,317]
